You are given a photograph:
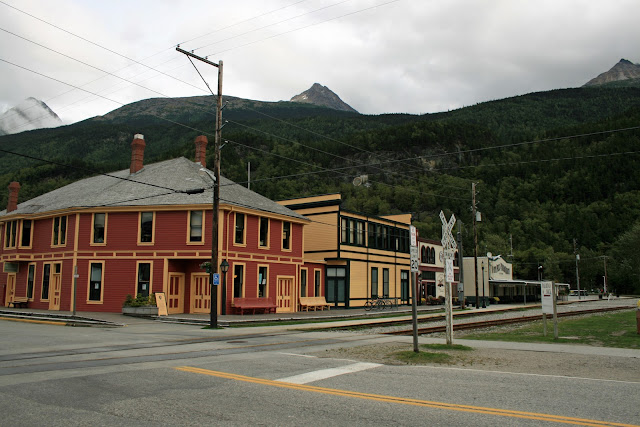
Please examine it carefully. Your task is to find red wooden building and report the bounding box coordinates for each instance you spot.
[0,134,324,314]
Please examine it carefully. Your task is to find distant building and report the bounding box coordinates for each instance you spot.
[278,194,411,308]
[0,134,323,314]
[417,237,460,302]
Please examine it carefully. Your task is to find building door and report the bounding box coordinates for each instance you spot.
[191,273,210,314]
[326,267,347,307]
[168,273,185,314]
[49,264,62,311]
[5,273,16,306]
[400,270,409,304]
[276,276,293,313]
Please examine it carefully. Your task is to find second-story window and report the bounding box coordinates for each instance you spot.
[189,211,203,243]
[282,221,291,250]
[20,220,32,248]
[259,217,269,247]
[52,216,67,246]
[92,213,106,244]
[140,212,154,243]
[4,220,17,249]
[234,213,245,245]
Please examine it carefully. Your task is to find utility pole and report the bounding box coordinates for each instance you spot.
[457,222,464,309]
[574,238,581,300]
[177,47,223,328]
[603,256,608,294]
[472,183,479,308]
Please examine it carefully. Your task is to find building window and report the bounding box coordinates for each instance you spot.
[3,220,17,249]
[259,217,269,247]
[383,268,390,298]
[89,262,104,302]
[371,267,378,299]
[137,262,151,297]
[421,246,427,263]
[189,210,203,243]
[52,216,67,246]
[341,218,348,244]
[356,221,365,246]
[139,212,154,243]
[41,263,51,300]
[27,263,35,299]
[315,270,322,297]
[282,221,291,250]
[234,213,245,245]
[300,268,307,297]
[233,264,244,298]
[92,213,106,244]
[430,247,436,264]
[258,266,268,298]
[401,270,409,302]
[20,220,32,248]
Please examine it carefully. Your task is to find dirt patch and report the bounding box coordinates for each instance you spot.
[312,342,640,382]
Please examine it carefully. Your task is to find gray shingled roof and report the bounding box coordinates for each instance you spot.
[0,157,307,221]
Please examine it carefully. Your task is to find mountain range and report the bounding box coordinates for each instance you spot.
[0,97,62,136]
[1,61,640,292]
[583,58,640,87]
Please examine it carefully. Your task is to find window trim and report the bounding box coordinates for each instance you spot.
[282,221,292,251]
[232,262,246,299]
[138,212,155,245]
[187,210,205,245]
[51,216,68,247]
[90,213,107,246]
[19,219,33,249]
[26,262,36,300]
[135,261,153,297]
[234,212,246,246]
[258,264,269,298]
[87,261,105,304]
[258,217,270,249]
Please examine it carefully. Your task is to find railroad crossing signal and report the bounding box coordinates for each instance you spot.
[440,211,457,250]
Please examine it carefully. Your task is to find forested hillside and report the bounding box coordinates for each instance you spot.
[1,86,640,293]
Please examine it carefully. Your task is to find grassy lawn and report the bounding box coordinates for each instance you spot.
[462,309,640,349]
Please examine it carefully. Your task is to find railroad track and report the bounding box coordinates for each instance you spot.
[384,305,634,335]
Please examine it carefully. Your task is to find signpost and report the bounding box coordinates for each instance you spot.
[541,280,558,338]
[409,226,419,352]
[440,211,456,345]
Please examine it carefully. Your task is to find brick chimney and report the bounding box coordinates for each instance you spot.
[130,134,146,174]
[7,181,20,213]
[194,135,208,168]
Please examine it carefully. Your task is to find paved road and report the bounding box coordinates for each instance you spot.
[0,317,638,426]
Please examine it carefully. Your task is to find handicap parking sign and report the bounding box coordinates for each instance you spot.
[212,273,220,286]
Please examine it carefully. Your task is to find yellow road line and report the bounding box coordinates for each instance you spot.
[0,316,65,326]
[176,366,637,427]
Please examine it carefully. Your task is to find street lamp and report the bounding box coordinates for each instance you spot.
[481,261,486,308]
[220,259,229,315]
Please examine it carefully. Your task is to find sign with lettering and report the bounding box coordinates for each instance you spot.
[541,281,553,314]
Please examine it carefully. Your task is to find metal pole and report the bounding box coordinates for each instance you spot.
[552,283,558,339]
[457,223,464,309]
[72,265,77,316]
[481,263,486,308]
[603,256,608,294]
[472,183,479,308]
[411,270,419,352]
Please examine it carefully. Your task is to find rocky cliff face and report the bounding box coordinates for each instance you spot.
[290,83,358,113]
[0,98,62,136]
[583,59,640,86]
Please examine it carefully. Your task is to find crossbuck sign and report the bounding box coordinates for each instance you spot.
[440,211,457,253]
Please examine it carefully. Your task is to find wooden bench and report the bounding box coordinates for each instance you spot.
[299,296,331,311]
[232,297,277,315]
[8,296,29,309]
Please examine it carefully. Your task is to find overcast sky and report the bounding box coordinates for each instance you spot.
[1,0,639,125]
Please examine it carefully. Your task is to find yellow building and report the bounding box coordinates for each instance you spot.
[278,194,411,308]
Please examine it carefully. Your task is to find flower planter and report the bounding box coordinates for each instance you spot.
[122,306,158,316]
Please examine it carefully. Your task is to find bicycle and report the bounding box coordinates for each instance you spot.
[364,298,387,311]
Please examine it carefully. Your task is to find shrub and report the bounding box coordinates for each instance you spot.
[123,293,157,307]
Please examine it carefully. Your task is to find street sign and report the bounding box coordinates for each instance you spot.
[541,281,553,314]
[410,225,417,247]
[446,259,454,282]
[440,211,457,250]
[212,273,220,286]
[410,246,419,272]
[444,249,456,260]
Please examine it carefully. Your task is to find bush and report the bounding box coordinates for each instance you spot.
[123,293,157,307]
